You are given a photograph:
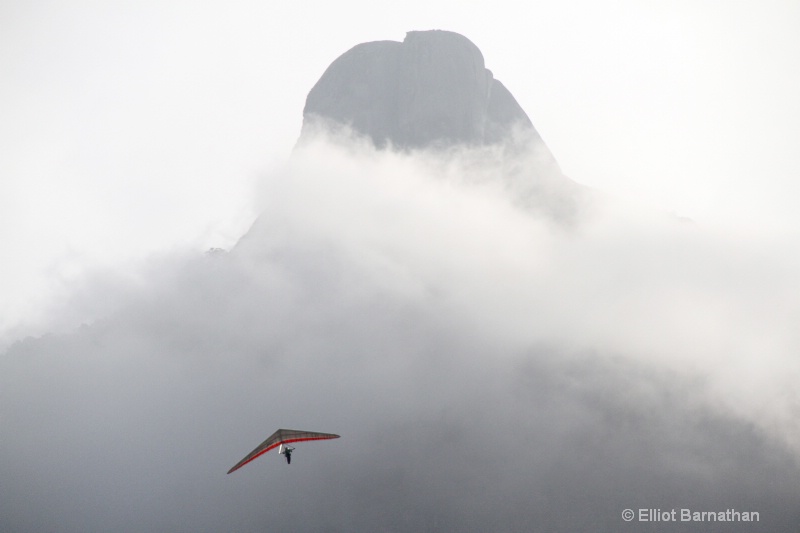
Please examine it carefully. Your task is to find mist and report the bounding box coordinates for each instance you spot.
[2,129,799,531]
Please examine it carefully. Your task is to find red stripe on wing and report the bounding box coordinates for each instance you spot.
[227,434,339,474]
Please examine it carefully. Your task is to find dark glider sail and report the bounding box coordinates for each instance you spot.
[227,429,340,474]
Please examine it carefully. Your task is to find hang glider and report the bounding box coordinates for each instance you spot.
[227,428,340,474]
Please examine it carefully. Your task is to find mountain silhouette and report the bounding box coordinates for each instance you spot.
[301,30,550,153]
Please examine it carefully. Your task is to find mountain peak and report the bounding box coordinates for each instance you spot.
[301,30,544,150]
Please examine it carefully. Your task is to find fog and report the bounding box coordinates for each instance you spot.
[2,128,799,531]
[5,2,800,336]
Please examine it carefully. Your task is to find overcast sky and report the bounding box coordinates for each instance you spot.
[3,3,800,530]
[2,0,800,334]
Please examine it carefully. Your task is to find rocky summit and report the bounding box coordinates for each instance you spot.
[301,30,548,150]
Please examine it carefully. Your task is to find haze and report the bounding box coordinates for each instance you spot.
[2,1,799,332]
[2,3,800,532]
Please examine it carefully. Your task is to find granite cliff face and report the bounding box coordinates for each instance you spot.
[301,30,547,150]
[235,28,584,258]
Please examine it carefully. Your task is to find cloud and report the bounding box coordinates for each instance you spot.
[2,131,799,531]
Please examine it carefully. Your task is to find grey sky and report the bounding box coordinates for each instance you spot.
[2,2,800,531]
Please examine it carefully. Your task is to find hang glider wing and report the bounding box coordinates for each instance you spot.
[227,428,340,474]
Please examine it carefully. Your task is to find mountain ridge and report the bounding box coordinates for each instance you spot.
[301,30,549,153]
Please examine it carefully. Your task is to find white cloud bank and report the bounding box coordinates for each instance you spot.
[2,131,799,531]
